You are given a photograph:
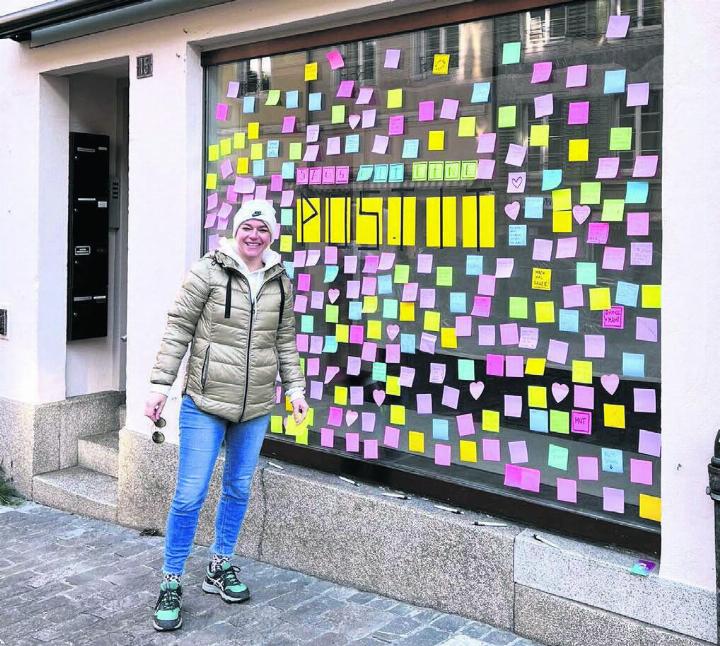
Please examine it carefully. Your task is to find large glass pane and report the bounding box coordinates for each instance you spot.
[204,0,663,530]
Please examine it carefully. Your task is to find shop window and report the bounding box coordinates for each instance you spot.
[203,0,663,537]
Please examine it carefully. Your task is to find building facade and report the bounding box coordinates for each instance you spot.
[0,0,717,643]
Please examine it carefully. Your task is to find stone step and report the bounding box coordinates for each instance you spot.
[118,403,126,429]
[33,466,117,523]
[78,431,119,478]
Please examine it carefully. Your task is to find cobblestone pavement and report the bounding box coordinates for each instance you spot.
[0,503,544,646]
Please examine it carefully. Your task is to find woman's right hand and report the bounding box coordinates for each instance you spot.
[144,392,168,423]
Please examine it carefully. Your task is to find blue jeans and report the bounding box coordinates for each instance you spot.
[163,395,269,575]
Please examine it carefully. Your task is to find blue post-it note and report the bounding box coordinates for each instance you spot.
[601,448,624,473]
[625,181,649,204]
[541,169,563,190]
[524,196,544,219]
[622,352,645,377]
[388,163,404,182]
[243,96,256,113]
[266,140,280,158]
[604,69,627,94]
[400,333,416,354]
[324,336,338,353]
[281,208,293,226]
[348,301,362,320]
[281,161,295,179]
[508,224,527,246]
[308,92,323,111]
[432,419,449,440]
[356,165,373,181]
[576,262,597,285]
[382,298,398,319]
[252,160,265,177]
[529,409,549,433]
[324,265,339,283]
[402,138,420,159]
[377,274,393,294]
[471,82,491,103]
[283,261,295,279]
[285,90,299,109]
[559,309,579,332]
[466,255,483,275]
[449,292,467,313]
[616,281,639,307]
[345,134,360,154]
[373,164,389,182]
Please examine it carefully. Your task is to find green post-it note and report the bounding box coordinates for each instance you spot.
[498,105,517,128]
[609,127,632,151]
[436,266,453,286]
[548,444,569,469]
[457,116,476,137]
[394,264,410,283]
[457,359,475,381]
[325,304,339,323]
[576,262,597,285]
[602,199,625,222]
[461,161,477,180]
[502,41,521,64]
[549,409,570,434]
[509,296,528,319]
[444,161,461,181]
[580,182,601,205]
[265,89,281,105]
[288,142,303,160]
[331,104,346,124]
[412,161,428,181]
[428,161,444,181]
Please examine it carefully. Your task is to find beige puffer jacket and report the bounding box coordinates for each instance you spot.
[150,246,305,422]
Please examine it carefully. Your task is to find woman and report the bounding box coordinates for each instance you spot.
[144,199,307,632]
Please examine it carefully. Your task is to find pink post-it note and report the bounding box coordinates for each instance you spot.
[336,80,354,98]
[627,82,650,107]
[471,296,492,317]
[476,159,496,180]
[578,456,599,480]
[364,439,379,459]
[633,155,659,178]
[571,410,592,435]
[362,109,376,128]
[442,385,460,409]
[638,429,661,457]
[326,136,341,156]
[603,487,625,513]
[215,103,229,120]
[384,48,401,69]
[587,222,609,244]
[534,93,554,118]
[566,64,588,88]
[486,354,504,376]
[345,432,360,452]
[434,444,451,466]
[555,237,578,259]
[483,438,501,461]
[557,478,577,503]
[456,413,476,436]
[372,135,389,154]
[356,87,374,105]
[531,61,552,83]
[574,385,594,409]
[606,14,630,39]
[383,425,400,448]
[505,465,541,492]
[627,212,650,236]
[596,157,620,179]
[320,427,334,447]
[440,98,459,120]
[477,274,496,296]
[388,115,405,136]
[602,306,625,329]
[602,246,626,270]
[504,394,523,417]
[418,100,435,122]
[500,323,519,346]
[568,101,590,125]
[282,115,296,134]
[533,239,553,261]
[547,339,569,364]
[326,49,345,69]
[327,406,343,427]
[636,316,658,342]
[270,174,283,192]
[476,132,496,153]
[630,458,653,485]
[505,355,524,377]
[508,441,528,464]
[455,316,472,337]
[633,388,657,413]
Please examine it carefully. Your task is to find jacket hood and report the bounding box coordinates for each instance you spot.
[215,236,283,276]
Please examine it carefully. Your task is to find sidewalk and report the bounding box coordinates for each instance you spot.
[0,503,543,646]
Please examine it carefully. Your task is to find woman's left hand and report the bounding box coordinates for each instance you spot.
[292,398,309,425]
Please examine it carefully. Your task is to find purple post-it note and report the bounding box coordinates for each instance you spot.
[633,387,657,413]
[320,427,334,447]
[596,157,620,179]
[627,212,650,235]
[630,458,653,485]
[416,393,433,414]
[505,143,527,167]
[383,425,400,448]
[534,93,554,118]
[364,439,379,459]
[638,429,661,457]
[556,478,577,503]
[456,413,475,436]
[435,444,452,466]
[633,155,659,178]
[483,438,501,461]
[508,440,528,464]
[606,14,630,39]
[574,385,594,409]
[627,82,650,107]
[356,87,374,105]
[345,432,360,452]
[440,98,459,120]
[476,132,496,153]
[602,487,625,513]
[531,61,553,83]
[336,80,355,98]
[384,48,401,69]
[578,456,599,480]
[476,159,496,180]
[504,394,523,417]
[568,101,590,125]
[533,239,553,261]
[566,64,588,88]
[636,316,658,342]
[602,246,626,271]
[372,135,389,154]
[547,339,569,364]
[556,237,578,259]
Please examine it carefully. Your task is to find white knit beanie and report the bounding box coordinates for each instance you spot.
[232,199,278,240]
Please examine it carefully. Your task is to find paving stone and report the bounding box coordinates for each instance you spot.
[482,629,521,645]
[460,623,494,640]
[397,626,451,645]
[432,613,472,633]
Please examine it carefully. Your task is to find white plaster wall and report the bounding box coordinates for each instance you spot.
[660,0,720,593]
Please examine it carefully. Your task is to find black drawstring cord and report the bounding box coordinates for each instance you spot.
[224,271,232,318]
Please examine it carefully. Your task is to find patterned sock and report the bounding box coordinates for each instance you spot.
[209,554,231,573]
[162,572,181,586]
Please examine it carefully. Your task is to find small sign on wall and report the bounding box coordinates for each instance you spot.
[136,54,153,79]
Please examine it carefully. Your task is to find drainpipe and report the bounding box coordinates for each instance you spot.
[706,429,720,645]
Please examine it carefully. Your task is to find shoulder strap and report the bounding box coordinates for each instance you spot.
[274,275,286,330]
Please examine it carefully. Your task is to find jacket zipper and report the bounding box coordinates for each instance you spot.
[201,346,211,390]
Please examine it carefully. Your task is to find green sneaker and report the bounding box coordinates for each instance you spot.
[153,580,182,631]
[202,561,250,603]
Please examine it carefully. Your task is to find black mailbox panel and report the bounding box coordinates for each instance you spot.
[68,133,110,340]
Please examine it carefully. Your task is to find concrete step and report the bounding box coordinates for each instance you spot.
[33,466,117,523]
[118,403,126,429]
[78,431,119,478]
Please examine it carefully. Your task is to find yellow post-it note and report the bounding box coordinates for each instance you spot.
[639,494,661,522]
[589,287,611,310]
[509,296,528,319]
[247,122,260,140]
[366,319,382,339]
[233,132,246,149]
[208,144,219,161]
[428,130,445,151]
[568,138,589,162]
[408,431,425,453]
[459,440,478,463]
[279,234,293,253]
[399,302,415,322]
[205,173,217,190]
[572,360,593,384]
[294,426,309,445]
[335,323,349,343]
[432,53,450,75]
[362,296,378,314]
[529,125,549,146]
[603,403,626,428]
[532,268,552,291]
[440,327,458,348]
[535,301,555,323]
[498,105,517,128]
[390,405,405,425]
[526,358,546,375]
[334,386,348,405]
[270,415,283,433]
[219,138,232,156]
[552,210,572,233]
[236,157,249,174]
[250,142,263,160]
[642,284,661,308]
[304,61,318,81]
[609,126,632,150]
[482,410,500,432]
[528,385,547,409]
[285,412,310,436]
[457,116,476,137]
[386,375,401,396]
[552,188,572,211]
[387,88,403,109]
